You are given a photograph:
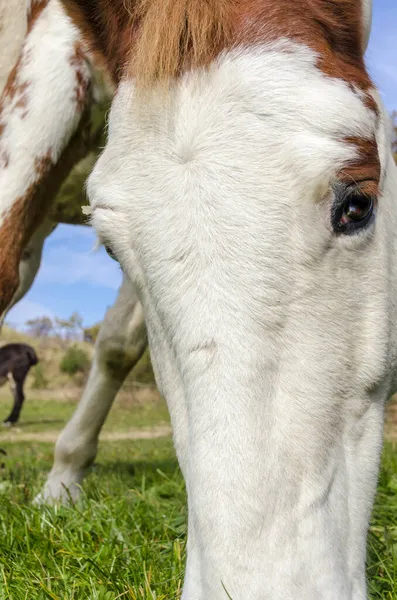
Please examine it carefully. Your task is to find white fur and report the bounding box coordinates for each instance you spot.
[89,42,397,599]
[0,0,91,224]
[0,0,28,94]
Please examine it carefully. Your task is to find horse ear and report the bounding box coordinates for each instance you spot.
[361,0,372,51]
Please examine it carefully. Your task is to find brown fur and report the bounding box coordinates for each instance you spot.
[62,0,371,89]
[69,42,91,110]
[130,0,234,87]
[61,0,379,187]
[61,0,134,81]
[0,57,29,106]
[0,148,10,169]
[0,115,92,314]
[28,1,50,33]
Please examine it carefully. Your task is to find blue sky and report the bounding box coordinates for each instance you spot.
[6,3,397,329]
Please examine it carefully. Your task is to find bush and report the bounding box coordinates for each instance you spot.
[60,345,90,376]
[31,364,48,389]
[83,322,101,344]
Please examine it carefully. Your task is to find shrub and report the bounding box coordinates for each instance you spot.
[60,345,90,376]
[31,364,48,389]
[83,322,101,344]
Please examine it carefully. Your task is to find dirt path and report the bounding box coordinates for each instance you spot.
[0,425,172,443]
[2,418,397,444]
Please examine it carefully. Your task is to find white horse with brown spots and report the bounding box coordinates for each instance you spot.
[1,1,397,598]
[0,0,147,495]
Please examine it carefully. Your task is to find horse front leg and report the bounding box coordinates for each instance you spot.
[37,276,147,504]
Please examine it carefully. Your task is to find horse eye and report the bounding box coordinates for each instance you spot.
[332,189,375,234]
[104,245,118,262]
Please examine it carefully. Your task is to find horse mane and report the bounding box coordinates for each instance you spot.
[129,0,235,86]
[62,0,369,91]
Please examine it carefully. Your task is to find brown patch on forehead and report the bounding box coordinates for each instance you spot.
[339,136,380,196]
[235,1,380,188]
[60,0,379,184]
[62,1,374,97]
[235,1,372,98]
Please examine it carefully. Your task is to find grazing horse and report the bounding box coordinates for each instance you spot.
[1,1,397,598]
[0,343,38,424]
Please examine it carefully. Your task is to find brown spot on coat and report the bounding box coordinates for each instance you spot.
[0,52,30,123]
[0,113,93,314]
[61,0,133,83]
[0,1,48,119]
[28,0,50,32]
[0,149,10,169]
[69,42,91,110]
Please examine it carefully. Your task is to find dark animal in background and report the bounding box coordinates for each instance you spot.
[0,344,38,425]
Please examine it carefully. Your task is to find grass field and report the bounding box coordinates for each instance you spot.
[0,392,397,599]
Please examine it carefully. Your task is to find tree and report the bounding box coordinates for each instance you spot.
[83,322,101,344]
[55,312,84,340]
[25,316,53,338]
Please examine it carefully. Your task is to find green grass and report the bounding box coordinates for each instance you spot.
[0,439,184,600]
[0,397,396,598]
[368,443,397,598]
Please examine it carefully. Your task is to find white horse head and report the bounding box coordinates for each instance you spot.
[83,0,397,597]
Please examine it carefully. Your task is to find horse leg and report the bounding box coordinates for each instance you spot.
[37,276,147,504]
[3,370,27,425]
[0,218,57,331]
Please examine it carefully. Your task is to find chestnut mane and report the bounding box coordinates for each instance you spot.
[129,0,235,86]
[62,0,369,90]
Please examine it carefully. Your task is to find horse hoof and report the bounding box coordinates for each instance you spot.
[2,421,13,428]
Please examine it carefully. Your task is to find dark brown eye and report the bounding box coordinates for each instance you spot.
[332,187,375,234]
[340,195,373,224]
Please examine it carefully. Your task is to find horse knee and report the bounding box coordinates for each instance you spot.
[96,332,147,381]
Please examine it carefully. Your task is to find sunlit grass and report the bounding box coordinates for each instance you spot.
[0,399,396,598]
